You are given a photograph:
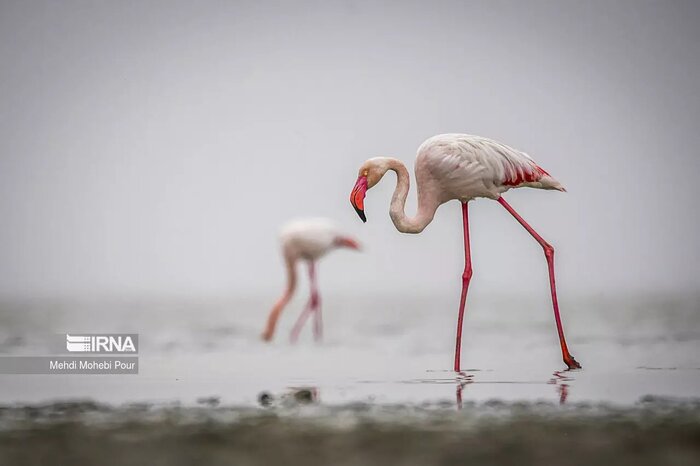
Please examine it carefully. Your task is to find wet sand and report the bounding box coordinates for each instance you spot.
[1,398,699,466]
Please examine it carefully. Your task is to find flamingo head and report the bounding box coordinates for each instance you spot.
[350,158,389,223]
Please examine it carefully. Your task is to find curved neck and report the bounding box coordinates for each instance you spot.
[386,159,439,234]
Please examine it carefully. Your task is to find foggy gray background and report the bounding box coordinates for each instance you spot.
[1,0,699,299]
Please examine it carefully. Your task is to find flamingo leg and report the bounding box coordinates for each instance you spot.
[497,197,581,370]
[309,262,323,342]
[454,202,472,372]
[313,299,323,342]
[289,261,322,343]
[289,298,313,343]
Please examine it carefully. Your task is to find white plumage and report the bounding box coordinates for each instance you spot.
[350,133,580,371]
[279,218,346,262]
[261,218,360,342]
[416,134,565,202]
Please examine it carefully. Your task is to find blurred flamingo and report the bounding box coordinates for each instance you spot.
[261,219,360,342]
[350,134,580,371]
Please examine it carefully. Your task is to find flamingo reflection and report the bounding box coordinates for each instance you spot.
[548,370,574,405]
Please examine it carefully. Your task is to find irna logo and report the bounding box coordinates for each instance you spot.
[66,334,137,353]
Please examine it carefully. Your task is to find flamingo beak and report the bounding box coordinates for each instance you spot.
[350,175,368,222]
[335,236,361,250]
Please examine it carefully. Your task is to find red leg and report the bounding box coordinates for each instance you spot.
[497,197,581,369]
[289,261,319,343]
[313,303,323,342]
[309,262,323,342]
[454,202,473,372]
[289,298,312,343]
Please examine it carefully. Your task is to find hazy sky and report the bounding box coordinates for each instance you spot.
[1,0,698,298]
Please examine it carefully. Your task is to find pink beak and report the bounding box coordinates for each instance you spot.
[335,236,361,250]
[350,176,368,222]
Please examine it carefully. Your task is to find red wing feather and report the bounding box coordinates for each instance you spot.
[502,164,549,187]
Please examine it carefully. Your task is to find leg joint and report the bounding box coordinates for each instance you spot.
[462,267,473,282]
[543,242,554,259]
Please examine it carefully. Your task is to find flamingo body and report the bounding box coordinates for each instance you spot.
[416,134,565,202]
[350,133,580,371]
[261,218,360,342]
[280,218,348,262]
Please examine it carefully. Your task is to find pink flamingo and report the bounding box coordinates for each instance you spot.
[349,134,581,371]
[261,219,360,342]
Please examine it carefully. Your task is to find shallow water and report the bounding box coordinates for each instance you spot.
[0,294,699,464]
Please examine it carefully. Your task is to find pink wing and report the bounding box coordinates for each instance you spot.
[418,134,564,197]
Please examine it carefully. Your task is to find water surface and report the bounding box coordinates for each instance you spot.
[1,294,698,464]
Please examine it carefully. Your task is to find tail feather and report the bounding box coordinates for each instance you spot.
[540,175,566,192]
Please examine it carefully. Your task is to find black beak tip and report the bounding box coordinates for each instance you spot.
[353,206,367,223]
